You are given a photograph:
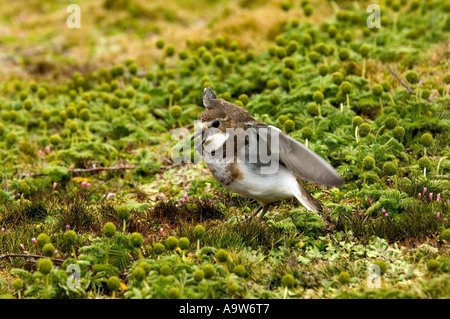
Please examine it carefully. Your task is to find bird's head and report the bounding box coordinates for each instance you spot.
[191,109,236,153]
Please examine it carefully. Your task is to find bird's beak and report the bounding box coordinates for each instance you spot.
[191,122,207,141]
[191,129,203,141]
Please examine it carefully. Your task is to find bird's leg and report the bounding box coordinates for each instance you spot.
[246,205,263,223]
[256,205,269,222]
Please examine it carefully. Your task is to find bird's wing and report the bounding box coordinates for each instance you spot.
[245,122,344,187]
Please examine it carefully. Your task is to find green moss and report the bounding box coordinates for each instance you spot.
[63,230,78,246]
[393,126,405,140]
[338,48,350,61]
[132,266,146,281]
[194,225,206,239]
[418,157,431,170]
[168,287,180,298]
[420,133,433,147]
[36,258,53,275]
[359,44,370,57]
[233,265,247,278]
[426,259,439,272]
[203,264,215,279]
[178,237,190,250]
[129,232,144,248]
[193,269,205,282]
[302,127,313,140]
[12,279,24,291]
[153,243,165,255]
[227,282,238,295]
[307,103,319,117]
[170,106,182,119]
[385,117,398,130]
[160,264,173,276]
[313,91,324,104]
[363,156,375,171]
[405,70,420,84]
[6,132,17,145]
[340,81,352,94]
[332,72,344,85]
[358,123,371,137]
[337,271,351,284]
[106,276,121,291]
[42,243,55,258]
[103,222,116,238]
[36,233,51,249]
[283,119,295,133]
[382,162,398,176]
[281,274,295,287]
[165,236,178,250]
[216,249,229,263]
[372,84,384,97]
[440,229,450,242]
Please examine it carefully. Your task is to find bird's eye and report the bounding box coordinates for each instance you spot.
[212,121,220,128]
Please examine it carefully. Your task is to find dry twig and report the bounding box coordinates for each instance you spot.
[388,66,416,95]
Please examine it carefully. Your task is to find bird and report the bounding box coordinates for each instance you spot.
[191,87,343,222]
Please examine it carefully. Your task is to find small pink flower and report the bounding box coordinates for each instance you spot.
[382,208,386,214]
[444,218,448,223]
[45,146,51,153]
[385,213,389,218]
[81,181,85,187]
[38,150,44,156]
[436,212,440,220]
[423,187,427,194]
[86,183,91,188]
[179,198,184,204]
[183,194,188,201]
[159,227,164,235]
[54,250,58,255]
[1,228,5,232]
[19,243,26,250]
[436,194,441,202]
[367,196,373,204]
[418,80,423,85]
[32,238,36,245]
[52,182,57,190]
[429,193,433,200]
[418,193,422,200]
[326,208,330,213]
[66,224,70,230]
[42,163,46,167]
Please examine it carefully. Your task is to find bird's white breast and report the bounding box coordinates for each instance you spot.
[205,159,298,205]
[230,163,298,204]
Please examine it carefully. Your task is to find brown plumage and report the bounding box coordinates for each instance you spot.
[192,87,343,221]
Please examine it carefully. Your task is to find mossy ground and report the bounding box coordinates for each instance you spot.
[0,0,449,299]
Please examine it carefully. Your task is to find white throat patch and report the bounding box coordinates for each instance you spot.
[203,131,229,153]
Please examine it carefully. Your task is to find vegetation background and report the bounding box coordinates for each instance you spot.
[0,0,449,299]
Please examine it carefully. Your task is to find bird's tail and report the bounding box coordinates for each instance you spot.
[293,181,323,214]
